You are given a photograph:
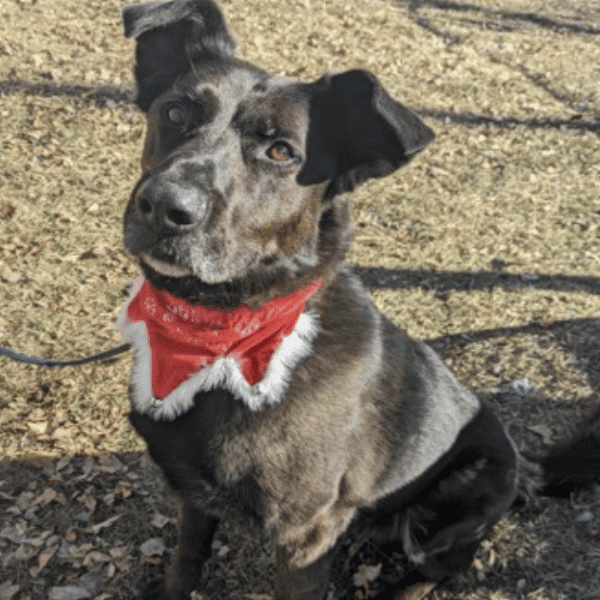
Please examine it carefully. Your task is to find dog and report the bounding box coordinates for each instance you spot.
[116,2,600,599]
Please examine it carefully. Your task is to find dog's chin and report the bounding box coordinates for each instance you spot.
[135,253,282,309]
[135,255,232,307]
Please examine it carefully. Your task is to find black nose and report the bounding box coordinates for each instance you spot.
[136,177,206,234]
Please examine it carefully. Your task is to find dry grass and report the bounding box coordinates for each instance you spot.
[1,0,599,598]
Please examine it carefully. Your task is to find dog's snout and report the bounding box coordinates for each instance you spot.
[136,178,206,234]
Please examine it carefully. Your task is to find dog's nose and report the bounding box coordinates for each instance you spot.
[136,178,206,234]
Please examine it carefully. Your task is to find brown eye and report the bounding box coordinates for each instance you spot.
[164,103,188,126]
[266,141,294,162]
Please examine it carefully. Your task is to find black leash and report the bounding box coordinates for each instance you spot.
[0,342,131,367]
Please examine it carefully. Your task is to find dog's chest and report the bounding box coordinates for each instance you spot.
[129,388,270,524]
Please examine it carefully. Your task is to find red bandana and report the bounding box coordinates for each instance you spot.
[118,276,322,415]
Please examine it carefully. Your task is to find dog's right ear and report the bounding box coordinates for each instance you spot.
[123,0,236,111]
[298,70,434,198]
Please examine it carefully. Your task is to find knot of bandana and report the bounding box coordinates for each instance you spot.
[119,277,323,402]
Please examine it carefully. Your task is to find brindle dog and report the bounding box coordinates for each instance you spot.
[119,2,600,599]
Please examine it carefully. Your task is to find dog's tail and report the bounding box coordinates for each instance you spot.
[534,407,600,497]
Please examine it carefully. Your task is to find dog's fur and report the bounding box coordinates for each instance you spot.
[119,2,600,599]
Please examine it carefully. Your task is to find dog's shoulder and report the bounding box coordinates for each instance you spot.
[301,268,482,496]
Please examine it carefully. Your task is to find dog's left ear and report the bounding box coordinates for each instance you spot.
[298,69,434,197]
[123,0,236,111]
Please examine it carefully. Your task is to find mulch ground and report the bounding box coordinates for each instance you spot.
[1,0,599,598]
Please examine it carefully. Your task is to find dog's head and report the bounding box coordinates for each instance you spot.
[123,0,434,307]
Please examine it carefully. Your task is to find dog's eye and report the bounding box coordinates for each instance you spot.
[164,103,188,126]
[266,142,294,162]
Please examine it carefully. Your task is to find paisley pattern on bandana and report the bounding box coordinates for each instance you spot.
[117,276,322,419]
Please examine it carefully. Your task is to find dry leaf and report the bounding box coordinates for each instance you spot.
[0,524,26,544]
[97,454,125,474]
[114,481,132,499]
[77,486,98,515]
[82,551,111,567]
[140,538,166,557]
[0,265,20,284]
[59,543,94,562]
[109,546,127,559]
[28,530,54,547]
[509,379,536,396]
[528,424,554,446]
[52,427,76,441]
[75,457,96,481]
[105,563,117,579]
[64,529,77,543]
[16,491,35,512]
[85,514,122,534]
[30,546,57,577]
[103,491,117,506]
[48,586,91,600]
[56,456,72,472]
[352,563,382,588]
[0,489,15,502]
[27,421,48,435]
[0,581,20,600]
[113,557,132,572]
[33,488,58,507]
[151,512,172,529]
[347,538,366,559]
[14,543,37,561]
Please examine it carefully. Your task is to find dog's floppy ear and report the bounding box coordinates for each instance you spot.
[299,69,434,197]
[123,0,235,111]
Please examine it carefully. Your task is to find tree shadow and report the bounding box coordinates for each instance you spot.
[355,266,600,295]
[419,106,600,131]
[2,77,598,132]
[355,266,600,399]
[0,78,131,106]
[402,0,600,37]
[393,0,600,120]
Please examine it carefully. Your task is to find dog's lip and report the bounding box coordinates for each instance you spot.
[139,252,193,278]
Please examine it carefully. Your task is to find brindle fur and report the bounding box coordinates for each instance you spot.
[120,2,600,599]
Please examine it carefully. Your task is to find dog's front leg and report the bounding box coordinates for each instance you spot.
[167,501,219,598]
[142,500,219,600]
[274,544,337,600]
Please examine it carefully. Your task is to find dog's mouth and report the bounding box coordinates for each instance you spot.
[135,251,298,309]
[140,252,193,278]
[135,252,232,305]
[138,259,244,308]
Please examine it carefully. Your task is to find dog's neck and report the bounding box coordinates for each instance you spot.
[117,275,322,419]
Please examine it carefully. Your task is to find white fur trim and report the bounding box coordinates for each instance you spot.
[117,276,320,420]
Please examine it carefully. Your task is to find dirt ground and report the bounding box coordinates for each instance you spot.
[1,0,599,598]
